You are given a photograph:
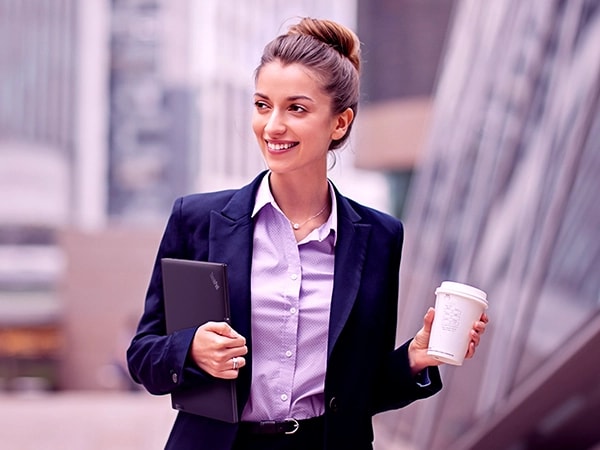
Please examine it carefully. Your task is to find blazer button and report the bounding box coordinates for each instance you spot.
[329,396,339,413]
[171,371,178,384]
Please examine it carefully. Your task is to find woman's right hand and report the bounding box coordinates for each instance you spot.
[189,321,248,379]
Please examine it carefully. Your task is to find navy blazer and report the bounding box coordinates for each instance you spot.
[127,171,442,450]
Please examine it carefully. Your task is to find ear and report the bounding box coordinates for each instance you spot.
[331,108,354,141]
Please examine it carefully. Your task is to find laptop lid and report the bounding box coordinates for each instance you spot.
[161,258,238,423]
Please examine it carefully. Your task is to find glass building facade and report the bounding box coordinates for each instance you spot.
[376,1,600,448]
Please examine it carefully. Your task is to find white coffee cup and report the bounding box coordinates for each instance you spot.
[427,281,488,366]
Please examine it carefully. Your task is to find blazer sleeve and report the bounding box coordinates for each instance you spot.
[126,197,212,395]
[369,218,442,414]
[371,340,442,414]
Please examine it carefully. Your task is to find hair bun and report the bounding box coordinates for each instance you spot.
[287,17,361,73]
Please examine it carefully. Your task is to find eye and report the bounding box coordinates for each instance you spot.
[254,100,269,110]
[289,104,307,113]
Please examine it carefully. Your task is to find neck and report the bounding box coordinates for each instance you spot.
[268,171,330,221]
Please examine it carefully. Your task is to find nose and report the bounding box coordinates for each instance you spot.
[264,109,286,135]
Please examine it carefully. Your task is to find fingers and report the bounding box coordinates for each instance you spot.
[469,328,481,347]
[464,313,490,359]
[465,341,476,359]
[203,349,248,379]
[204,321,246,347]
[191,322,248,379]
[221,355,247,379]
[473,314,488,336]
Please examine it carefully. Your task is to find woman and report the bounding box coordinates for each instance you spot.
[127,17,488,450]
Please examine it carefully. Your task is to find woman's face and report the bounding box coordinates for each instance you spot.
[252,61,351,177]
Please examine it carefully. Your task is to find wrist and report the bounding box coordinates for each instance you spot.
[408,339,434,376]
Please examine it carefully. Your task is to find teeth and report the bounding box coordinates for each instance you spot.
[267,142,296,151]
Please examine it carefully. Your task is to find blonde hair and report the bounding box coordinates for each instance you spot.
[256,17,361,150]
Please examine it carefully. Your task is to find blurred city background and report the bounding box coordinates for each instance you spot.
[0,0,598,449]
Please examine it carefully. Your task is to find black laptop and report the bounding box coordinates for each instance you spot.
[161,258,238,423]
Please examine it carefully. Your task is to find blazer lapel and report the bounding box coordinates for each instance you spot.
[328,191,371,359]
[205,173,265,410]
[206,173,265,342]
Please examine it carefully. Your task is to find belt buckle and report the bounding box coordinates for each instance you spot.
[284,418,299,435]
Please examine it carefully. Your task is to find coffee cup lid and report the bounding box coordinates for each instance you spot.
[435,281,488,306]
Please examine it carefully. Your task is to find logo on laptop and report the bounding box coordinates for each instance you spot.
[209,271,220,291]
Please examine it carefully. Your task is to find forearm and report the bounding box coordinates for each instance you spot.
[127,326,198,395]
[370,340,443,414]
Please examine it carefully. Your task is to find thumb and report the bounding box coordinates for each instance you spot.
[423,307,435,333]
[413,307,435,350]
[207,321,239,338]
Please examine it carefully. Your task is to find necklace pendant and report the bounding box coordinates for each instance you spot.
[287,201,328,231]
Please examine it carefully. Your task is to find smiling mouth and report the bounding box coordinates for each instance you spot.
[266,141,299,151]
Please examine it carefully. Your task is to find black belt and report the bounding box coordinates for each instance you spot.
[239,416,324,435]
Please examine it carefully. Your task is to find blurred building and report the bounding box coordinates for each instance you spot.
[0,0,81,390]
[108,0,197,224]
[0,0,361,391]
[372,1,600,449]
[355,0,456,218]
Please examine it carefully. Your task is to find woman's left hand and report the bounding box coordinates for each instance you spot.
[408,307,489,375]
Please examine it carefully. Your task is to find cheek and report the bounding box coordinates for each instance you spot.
[252,113,264,138]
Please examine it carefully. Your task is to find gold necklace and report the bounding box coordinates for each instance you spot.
[288,203,328,230]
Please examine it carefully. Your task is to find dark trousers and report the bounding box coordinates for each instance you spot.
[232,416,325,450]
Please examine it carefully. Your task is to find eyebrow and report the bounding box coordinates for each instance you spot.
[254,92,315,103]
